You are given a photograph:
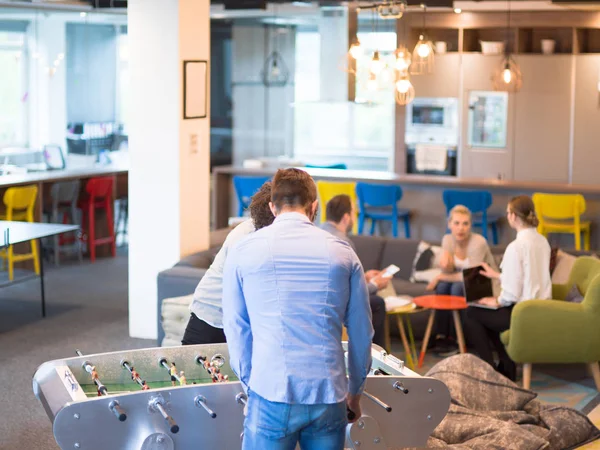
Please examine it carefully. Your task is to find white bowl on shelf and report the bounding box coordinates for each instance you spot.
[480,41,505,55]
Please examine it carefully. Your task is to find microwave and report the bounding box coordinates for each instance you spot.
[407,98,458,128]
[405,97,459,146]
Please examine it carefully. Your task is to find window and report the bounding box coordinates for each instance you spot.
[0,30,27,146]
[295,30,320,102]
[117,28,129,134]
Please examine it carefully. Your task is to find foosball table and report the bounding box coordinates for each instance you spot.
[33,343,451,450]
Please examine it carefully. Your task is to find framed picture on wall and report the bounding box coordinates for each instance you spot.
[183,60,208,119]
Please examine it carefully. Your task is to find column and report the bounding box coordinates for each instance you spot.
[128,0,210,339]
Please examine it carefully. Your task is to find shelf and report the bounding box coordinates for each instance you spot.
[518,28,573,54]
[463,28,516,54]
[576,28,600,54]
[408,28,460,53]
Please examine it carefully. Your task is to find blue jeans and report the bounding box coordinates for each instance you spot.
[242,392,347,450]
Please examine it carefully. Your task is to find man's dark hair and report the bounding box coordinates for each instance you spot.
[249,181,275,230]
[326,194,352,224]
[270,168,317,214]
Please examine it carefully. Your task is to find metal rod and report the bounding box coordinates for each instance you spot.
[121,360,144,387]
[194,395,217,419]
[158,357,180,383]
[363,391,392,412]
[109,400,127,422]
[236,392,248,407]
[393,381,409,394]
[155,401,179,434]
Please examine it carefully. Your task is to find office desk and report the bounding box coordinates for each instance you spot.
[0,221,79,317]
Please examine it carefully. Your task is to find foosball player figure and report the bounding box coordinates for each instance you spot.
[141,380,150,391]
[97,386,102,397]
[179,371,187,386]
[170,363,177,386]
[131,367,139,381]
[91,366,99,381]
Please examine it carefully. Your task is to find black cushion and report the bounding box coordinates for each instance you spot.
[415,247,434,271]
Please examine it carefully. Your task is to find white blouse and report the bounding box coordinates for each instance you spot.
[498,227,552,306]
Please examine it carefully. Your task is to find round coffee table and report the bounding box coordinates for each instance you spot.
[413,295,467,368]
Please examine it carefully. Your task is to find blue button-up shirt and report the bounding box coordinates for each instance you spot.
[223,212,373,404]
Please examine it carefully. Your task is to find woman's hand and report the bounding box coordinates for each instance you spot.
[439,250,455,273]
[479,262,500,280]
[477,296,499,307]
[426,275,440,292]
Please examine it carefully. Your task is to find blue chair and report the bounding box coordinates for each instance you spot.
[356,183,411,238]
[305,163,348,170]
[233,176,270,216]
[442,189,500,244]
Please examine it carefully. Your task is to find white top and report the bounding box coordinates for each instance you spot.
[498,227,552,306]
[453,255,470,271]
[189,219,255,328]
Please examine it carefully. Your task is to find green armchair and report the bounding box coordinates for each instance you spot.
[500,256,600,390]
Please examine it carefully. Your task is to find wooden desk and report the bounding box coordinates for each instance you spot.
[212,165,600,248]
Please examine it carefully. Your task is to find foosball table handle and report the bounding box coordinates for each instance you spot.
[149,396,179,434]
[194,395,217,418]
[108,400,127,422]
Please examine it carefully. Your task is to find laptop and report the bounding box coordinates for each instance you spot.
[462,265,500,310]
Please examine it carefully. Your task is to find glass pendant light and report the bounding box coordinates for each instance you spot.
[411,5,434,75]
[395,71,415,105]
[395,46,412,72]
[492,0,522,93]
[370,50,384,75]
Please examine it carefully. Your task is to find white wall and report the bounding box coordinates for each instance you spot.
[128,0,210,340]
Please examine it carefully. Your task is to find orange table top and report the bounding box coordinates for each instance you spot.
[413,295,467,311]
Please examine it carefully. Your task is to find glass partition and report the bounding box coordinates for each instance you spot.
[467,91,509,149]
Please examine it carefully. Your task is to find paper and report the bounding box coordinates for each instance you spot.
[384,296,415,312]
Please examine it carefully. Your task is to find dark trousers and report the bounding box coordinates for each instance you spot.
[370,294,386,349]
[182,313,226,345]
[433,282,465,340]
[465,305,514,368]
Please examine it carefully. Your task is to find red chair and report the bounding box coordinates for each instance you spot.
[78,176,116,262]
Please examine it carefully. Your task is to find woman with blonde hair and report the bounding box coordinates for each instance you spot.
[427,204,497,354]
[467,195,551,381]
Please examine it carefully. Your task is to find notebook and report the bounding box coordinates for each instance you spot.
[462,265,499,310]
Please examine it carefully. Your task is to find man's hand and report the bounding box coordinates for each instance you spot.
[346,393,362,423]
[479,262,500,280]
[426,274,440,292]
[478,296,499,307]
[364,270,381,282]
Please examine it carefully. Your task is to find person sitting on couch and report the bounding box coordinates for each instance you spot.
[426,205,497,355]
[181,181,275,345]
[321,194,388,348]
[467,195,551,381]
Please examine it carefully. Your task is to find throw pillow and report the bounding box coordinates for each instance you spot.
[413,267,443,283]
[410,241,432,282]
[415,248,434,271]
[551,250,577,285]
[565,284,584,303]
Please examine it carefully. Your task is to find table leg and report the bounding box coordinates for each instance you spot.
[452,310,466,354]
[39,238,46,318]
[384,314,391,353]
[418,310,436,368]
[396,314,414,370]
[405,315,418,366]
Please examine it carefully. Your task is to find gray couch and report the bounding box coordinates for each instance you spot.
[156,235,490,345]
[156,233,593,346]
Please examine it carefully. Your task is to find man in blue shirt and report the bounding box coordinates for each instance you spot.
[223,168,373,450]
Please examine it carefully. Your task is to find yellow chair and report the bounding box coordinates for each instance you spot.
[316,181,358,234]
[0,185,40,280]
[532,193,591,251]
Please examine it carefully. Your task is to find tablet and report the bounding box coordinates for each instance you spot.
[462,265,494,304]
